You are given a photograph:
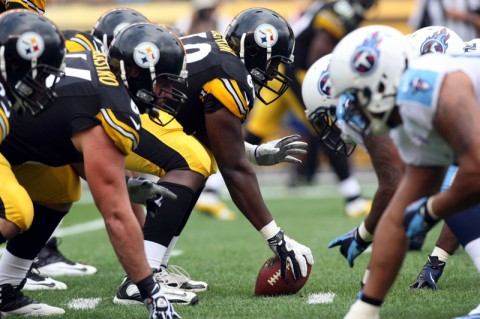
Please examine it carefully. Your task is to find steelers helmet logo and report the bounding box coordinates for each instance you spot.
[16,32,45,60]
[133,42,160,68]
[254,24,278,48]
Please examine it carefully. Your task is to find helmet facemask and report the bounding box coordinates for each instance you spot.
[119,59,188,126]
[308,104,356,156]
[1,47,65,116]
[239,30,294,105]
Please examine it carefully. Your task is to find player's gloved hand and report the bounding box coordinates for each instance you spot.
[144,282,181,319]
[403,197,439,239]
[245,134,307,166]
[328,227,372,267]
[410,255,446,290]
[126,176,177,204]
[266,229,314,280]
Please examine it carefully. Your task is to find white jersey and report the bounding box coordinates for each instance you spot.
[390,54,480,166]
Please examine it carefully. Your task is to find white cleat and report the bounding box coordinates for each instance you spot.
[0,284,65,316]
[34,237,97,277]
[155,265,208,293]
[23,266,67,291]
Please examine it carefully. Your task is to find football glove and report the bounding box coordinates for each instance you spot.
[126,176,177,204]
[245,134,307,166]
[403,197,439,239]
[410,255,446,290]
[328,227,372,267]
[266,229,314,280]
[144,282,181,319]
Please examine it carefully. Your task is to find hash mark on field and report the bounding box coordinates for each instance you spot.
[307,292,336,304]
[67,298,101,309]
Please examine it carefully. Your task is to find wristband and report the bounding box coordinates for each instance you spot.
[136,275,156,301]
[358,221,373,242]
[244,141,257,164]
[260,220,281,240]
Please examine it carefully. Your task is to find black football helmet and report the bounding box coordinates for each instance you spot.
[0,10,65,115]
[91,8,149,51]
[224,8,295,105]
[108,23,188,126]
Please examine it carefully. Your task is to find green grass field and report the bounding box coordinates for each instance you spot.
[25,184,480,319]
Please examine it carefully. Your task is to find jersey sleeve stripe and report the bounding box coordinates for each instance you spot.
[70,34,97,52]
[220,78,247,115]
[0,111,8,143]
[97,109,140,154]
[7,0,44,14]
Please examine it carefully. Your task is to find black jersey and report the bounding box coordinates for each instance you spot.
[174,31,255,136]
[0,51,140,166]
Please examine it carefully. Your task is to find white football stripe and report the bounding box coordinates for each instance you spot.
[307,292,336,304]
[67,298,101,309]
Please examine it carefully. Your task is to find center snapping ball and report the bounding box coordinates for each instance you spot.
[254,255,311,296]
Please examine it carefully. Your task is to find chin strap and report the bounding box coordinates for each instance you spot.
[239,33,246,64]
[0,46,6,81]
[120,60,128,87]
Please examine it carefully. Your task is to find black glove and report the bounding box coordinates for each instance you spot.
[410,255,446,290]
[266,229,314,280]
[144,282,181,319]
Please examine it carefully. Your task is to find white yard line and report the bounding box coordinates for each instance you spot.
[67,298,101,310]
[307,292,336,304]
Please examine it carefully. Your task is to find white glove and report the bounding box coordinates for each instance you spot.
[126,177,177,204]
[145,283,181,319]
[245,134,308,166]
[266,229,314,280]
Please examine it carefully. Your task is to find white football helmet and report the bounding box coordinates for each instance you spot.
[302,54,355,155]
[329,25,418,135]
[407,26,465,55]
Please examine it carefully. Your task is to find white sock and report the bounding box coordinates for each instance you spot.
[161,236,179,267]
[339,176,361,199]
[0,250,33,287]
[431,246,450,262]
[465,237,480,272]
[144,240,167,271]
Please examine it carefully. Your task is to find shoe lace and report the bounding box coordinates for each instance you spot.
[26,264,45,281]
[155,265,190,285]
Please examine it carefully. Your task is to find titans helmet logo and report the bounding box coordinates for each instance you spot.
[420,28,450,54]
[254,24,278,48]
[318,68,332,97]
[133,42,160,68]
[351,31,381,75]
[16,32,44,61]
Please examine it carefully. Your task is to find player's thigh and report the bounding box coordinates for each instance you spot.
[12,164,82,205]
[127,115,217,178]
[0,154,34,231]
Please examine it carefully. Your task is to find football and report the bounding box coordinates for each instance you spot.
[254,255,311,296]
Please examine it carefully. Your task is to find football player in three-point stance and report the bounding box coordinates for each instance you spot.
[0,22,185,319]
[244,0,376,218]
[328,25,480,319]
[111,8,314,305]
[0,9,67,316]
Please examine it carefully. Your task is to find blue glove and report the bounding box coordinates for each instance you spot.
[410,255,446,290]
[403,197,439,239]
[328,227,371,267]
